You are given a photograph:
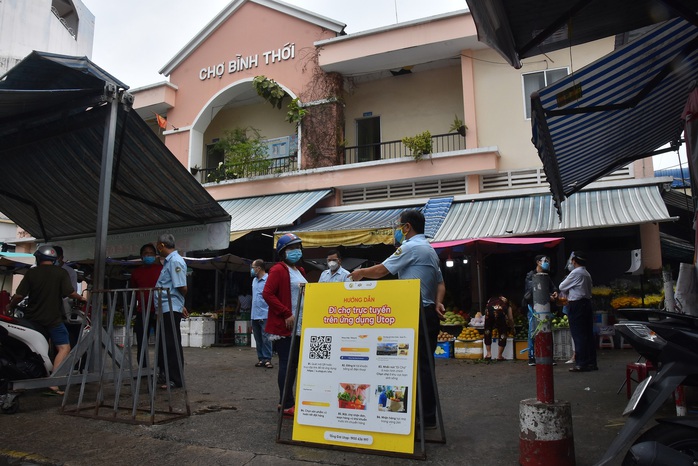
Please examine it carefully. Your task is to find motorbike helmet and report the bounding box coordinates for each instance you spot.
[276,233,302,254]
[34,245,58,263]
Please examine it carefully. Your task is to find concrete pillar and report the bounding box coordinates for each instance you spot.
[519,399,576,465]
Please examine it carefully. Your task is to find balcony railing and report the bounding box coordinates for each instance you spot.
[344,132,466,165]
[192,133,466,183]
[193,155,298,183]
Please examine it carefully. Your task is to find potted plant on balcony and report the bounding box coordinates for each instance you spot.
[207,127,271,182]
[449,115,467,137]
[402,130,432,162]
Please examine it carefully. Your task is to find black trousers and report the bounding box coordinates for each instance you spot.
[157,311,184,387]
[418,304,440,425]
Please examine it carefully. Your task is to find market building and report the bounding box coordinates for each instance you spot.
[131,1,675,311]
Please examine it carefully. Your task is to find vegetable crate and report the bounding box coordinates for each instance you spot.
[553,328,573,360]
[434,341,453,358]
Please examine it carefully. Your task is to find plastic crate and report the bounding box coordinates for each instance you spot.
[113,326,132,347]
[434,341,452,358]
[234,333,250,346]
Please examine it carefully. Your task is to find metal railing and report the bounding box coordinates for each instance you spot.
[192,133,466,183]
[194,155,298,183]
[343,132,466,165]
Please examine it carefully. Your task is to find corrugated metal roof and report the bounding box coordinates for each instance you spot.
[432,185,673,242]
[531,17,698,212]
[0,52,230,243]
[423,197,453,238]
[219,190,332,232]
[286,207,405,233]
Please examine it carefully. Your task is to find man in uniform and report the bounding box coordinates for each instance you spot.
[349,210,445,429]
[318,249,350,283]
[155,234,188,388]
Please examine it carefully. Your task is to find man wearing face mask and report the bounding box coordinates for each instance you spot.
[559,251,596,373]
[522,255,558,366]
[263,233,307,417]
[130,243,163,368]
[250,259,273,368]
[349,210,446,430]
[155,234,188,389]
[318,250,350,283]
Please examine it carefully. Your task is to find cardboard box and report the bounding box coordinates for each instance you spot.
[482,338,514,360]
[514,340,528,360]
[454,339,483,359]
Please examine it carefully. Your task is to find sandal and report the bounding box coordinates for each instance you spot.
[255,361,264,367]
[44,387,64,396]
[264,361,273,369]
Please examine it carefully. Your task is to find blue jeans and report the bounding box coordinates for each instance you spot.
[527,305,536,360]
[251,319,272,362]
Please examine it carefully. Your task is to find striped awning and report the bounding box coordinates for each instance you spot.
[531,17,698,215]
[218,190,332,240]
[277,208,406,248]
[276,196,455,248]
[432,184,674,242]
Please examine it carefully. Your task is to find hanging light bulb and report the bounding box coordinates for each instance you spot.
[462,257,469,264]
[446,256,454,268]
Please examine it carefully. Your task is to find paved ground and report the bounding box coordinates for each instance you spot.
[0,345,683,466]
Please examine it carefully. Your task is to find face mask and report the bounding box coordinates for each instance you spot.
[327,260,339,271]
[394,228,404,245]
[566,262,574,272]
[250,268,256,277]
[540,261,550,271]
[143,256,156,265]
[285,249,302,264]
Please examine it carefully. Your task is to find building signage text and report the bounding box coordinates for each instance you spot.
[199,42,295,81]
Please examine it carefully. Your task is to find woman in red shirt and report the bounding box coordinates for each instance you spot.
[263,233,307,417]
[130,243,163,367]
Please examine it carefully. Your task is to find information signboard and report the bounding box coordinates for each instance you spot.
[291,279,421,454]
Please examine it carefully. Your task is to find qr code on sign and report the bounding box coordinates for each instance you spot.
[309,335,332,359]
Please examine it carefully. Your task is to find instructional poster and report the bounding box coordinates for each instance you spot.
[292,279,420,454]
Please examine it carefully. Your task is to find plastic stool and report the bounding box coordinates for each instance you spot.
[619,335,633,349]
[625,361,655,399]
[598,334,614,349]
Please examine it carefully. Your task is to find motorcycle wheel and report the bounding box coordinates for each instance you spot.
[1,398,19,415]
[622,423,698,465]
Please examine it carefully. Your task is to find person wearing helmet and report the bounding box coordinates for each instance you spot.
[263,233,307,418]
[5,245,87,395]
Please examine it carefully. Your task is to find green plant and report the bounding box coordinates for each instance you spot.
[252,75,287,109]
[207,127,271,182]
[449,115,467,136]
[285,97,307,126]
[402,130,433,162]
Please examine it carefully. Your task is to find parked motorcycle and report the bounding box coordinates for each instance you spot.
[0,309,53,414]
[596,310,698,465]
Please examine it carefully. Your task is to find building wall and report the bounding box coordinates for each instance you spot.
[0,0,94,75]
[204,102,296,151]
[471,38,615,171]
[343,65,464,146]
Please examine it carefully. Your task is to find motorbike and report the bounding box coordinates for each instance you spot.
[0,307,53,414]
[596,310,698,465]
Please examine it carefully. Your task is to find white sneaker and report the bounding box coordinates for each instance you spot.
[565,358,575,364]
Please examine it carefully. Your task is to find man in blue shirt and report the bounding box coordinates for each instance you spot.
[318,250,350,283]
[251,259,273,368]
[349,210,446,430]
[155,233,188,389]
